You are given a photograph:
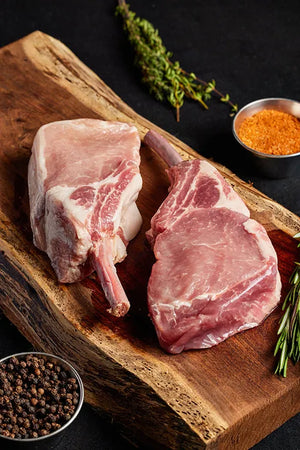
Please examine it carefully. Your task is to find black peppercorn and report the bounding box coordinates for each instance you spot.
[0,354,80,440]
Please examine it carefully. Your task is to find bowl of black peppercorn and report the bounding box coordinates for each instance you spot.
[0,352,84,449]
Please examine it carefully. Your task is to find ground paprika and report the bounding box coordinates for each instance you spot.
[238,109,300,155]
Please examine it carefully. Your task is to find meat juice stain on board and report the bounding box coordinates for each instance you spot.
[269,230,299,288]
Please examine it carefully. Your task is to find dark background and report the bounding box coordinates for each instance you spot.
[0,0,299,448]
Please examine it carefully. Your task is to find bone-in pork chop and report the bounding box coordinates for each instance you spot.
[144,130,281,354]
[28,119,142,316]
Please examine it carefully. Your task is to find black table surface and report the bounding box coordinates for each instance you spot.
[0,1,299,449]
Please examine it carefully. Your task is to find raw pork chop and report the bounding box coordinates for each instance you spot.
[144,130,281,354]
[28,119,142,317]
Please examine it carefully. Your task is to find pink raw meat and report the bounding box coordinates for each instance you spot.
[144,130,281,354]
[28,119,142,317]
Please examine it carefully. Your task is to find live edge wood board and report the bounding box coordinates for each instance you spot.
[0,31,299,449]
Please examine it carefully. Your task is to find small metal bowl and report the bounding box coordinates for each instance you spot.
[0,352,84,449]
[233,98,300,178]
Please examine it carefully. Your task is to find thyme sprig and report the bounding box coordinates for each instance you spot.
[274,232,300,377]
[116,1,238,121]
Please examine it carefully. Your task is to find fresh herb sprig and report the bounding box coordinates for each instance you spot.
[274,232,300,377]
[116,1,238,121]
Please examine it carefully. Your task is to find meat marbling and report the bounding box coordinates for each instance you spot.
[28,119,142,317]
[144,130,281,354]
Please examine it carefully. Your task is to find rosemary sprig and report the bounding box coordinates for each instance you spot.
[274,232,300,377]
[116,1,238,121]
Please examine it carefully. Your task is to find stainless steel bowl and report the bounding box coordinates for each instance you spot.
[232,98,300,178]
[0,352,84,449]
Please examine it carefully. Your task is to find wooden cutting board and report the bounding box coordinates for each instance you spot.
[0,31,299,449]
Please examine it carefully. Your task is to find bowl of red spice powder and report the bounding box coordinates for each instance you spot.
[233,98,300,178]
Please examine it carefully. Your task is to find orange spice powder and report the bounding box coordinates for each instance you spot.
[238,109,300,155]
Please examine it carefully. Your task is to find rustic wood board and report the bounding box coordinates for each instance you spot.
[0,31,299,449]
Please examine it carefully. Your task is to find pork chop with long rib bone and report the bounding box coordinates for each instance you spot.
[28,119,142,317]
[144,130,281,354]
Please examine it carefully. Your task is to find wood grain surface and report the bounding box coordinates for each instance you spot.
[0,31,299,449]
